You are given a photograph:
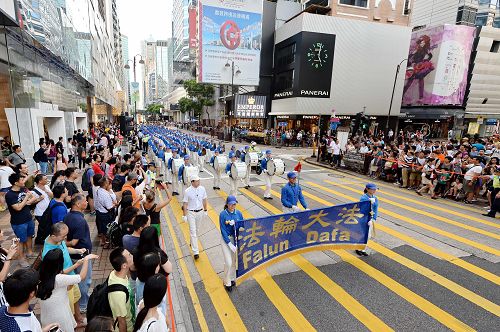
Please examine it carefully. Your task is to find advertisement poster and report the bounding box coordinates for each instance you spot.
[130,82,140,104]
[235,95,266,118]
[198,0,263,86]
[402,25,475,106]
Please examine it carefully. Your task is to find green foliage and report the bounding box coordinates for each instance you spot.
[181,79,215,119]
[146,103,163,114]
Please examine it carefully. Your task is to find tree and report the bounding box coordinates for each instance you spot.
[146,103,163,114]
[181,80,215,123]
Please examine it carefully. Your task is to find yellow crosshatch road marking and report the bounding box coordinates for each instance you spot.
[341,181,500,238]
[169,197,248,331]
[235,188,394,331]
[204,196,316,332]
[346,181,500,229]
[336,251,475,332]
[368,242,500,317]
[312,181,500,257]
[157,191,209,332]
[300,182,500,285]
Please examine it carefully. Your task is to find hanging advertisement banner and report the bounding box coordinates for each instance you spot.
[188,6,197,50]
[130,82,140,103]
[198,0,263,86]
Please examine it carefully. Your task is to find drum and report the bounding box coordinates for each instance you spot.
[164,152,172,162]
[214,155,227,172]
[245,152,259,166]
[267,159,285,176]
[172,158,183,173]
[231,162,247,180]
[206,149,214,163]
[183,166,199,185]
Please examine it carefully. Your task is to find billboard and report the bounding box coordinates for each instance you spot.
[188,6,197,50]
[198,0,263,85]
[235,95,266,118]
[130,82,140,104]
[402,25,475,106]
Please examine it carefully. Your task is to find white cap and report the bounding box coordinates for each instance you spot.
[190,175,200,182]
[251,141,256,146]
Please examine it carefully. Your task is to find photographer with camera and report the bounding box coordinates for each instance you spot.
[142,181,172,236]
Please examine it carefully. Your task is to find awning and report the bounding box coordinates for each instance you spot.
[399,107,464,119]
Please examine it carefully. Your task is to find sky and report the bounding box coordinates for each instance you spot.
[116,0,173,107]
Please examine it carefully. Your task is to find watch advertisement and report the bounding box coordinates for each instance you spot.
[273,32,336,100]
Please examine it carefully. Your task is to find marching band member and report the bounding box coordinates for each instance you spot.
[168,148,180,195]
[198,145,205,172]
[281,171,308,213]
[210,148,222,190]
[226,152,239,197]
[260,150,273,200]
[219,195,243,292]
[241,146,251,189]
[182,174,208,259]
[164,146,172,183]
[249,141,258,153]
[178,154,193,197]
[356,183,379,256]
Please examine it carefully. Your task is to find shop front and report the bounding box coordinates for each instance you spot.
[273,114,331,135]
[398,108,464,139]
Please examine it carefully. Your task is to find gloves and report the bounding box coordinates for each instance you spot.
[304,208,310,211]
[225,219,235,226]
[203,210,208,217]
[228,242,237,253]
[182,215,188,222]
[369,197,376,204]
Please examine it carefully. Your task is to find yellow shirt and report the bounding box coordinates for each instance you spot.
[108,270,134,332]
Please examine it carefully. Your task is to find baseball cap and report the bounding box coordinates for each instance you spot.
[190,174,200,181]
[366,183,377,190]
[184,155,190,160]
[287,171,297,179]
[226,195,238,205]
[265,149,271,154]
[229,152,235,158]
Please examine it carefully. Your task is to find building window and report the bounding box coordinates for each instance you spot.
[275,70,294,93]
[403,0,411,15]
[338,0,368,8]
[491,41,500,53]
[456,5,477,26]
[275,43,296,68]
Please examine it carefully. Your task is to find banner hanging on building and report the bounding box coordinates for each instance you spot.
[198,0,263,86]
[236,201,371,282]
[130,82,140,104]
[235,95,266,118]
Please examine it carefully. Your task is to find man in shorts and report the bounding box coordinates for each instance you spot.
[5,173,38,267]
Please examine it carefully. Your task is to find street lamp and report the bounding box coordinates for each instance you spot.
[225,60,241,141]
[386,58,407,139]
[124,54,145,125]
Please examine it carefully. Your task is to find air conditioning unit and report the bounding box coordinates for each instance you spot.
[304,0,330,10]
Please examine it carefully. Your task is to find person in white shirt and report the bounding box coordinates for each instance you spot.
[330,139,341,167]
[0,160,15,212]
[31,174,53,245]
[182,175,208,259]
[463,156,483,204]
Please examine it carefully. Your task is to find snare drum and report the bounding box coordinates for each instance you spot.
[231,162,247,179]
[183,166,199,185]
[245,152,259,166]
[172,158,183,173]
[164,152,172,162]
[214,155,227,172]
[267,158,285,176]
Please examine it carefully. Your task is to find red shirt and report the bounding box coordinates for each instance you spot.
[92,163,104,176]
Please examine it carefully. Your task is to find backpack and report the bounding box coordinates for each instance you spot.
[86,276,129,323]
[34,201,65,245]
[33,150,41,163]
[81,168,91,192]
[107,221,123,248]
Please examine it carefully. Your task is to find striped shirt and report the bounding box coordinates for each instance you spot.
[94,188,116,213]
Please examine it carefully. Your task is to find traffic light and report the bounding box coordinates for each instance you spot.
[351,112,363,136]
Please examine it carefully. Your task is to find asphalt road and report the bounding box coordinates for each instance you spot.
[159,147,500,332]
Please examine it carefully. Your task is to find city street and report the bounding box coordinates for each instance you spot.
[159,147,500,331]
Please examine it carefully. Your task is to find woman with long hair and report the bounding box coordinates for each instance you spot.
[133,273,170,332]
[37,248,98,331]
[135,226,172,275]
[50,170,66,189]
[118,205,139,235]
[134,252,164,313]
[54,152,67,173]
[142,185,171,236]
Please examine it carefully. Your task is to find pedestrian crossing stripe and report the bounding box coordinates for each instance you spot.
[260,186,500,316]
[158,192,210,332]
[240,186,474,331]
[341,181,500,239]
[296,183,500,285]
[312,181,500,257]
[216,189,392,331]
[169,197,248,331]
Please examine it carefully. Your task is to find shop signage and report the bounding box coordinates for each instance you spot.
[235,95,266,118]
[486,119,497,125]
[303,115,319,120]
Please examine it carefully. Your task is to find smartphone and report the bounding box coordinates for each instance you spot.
[155,179,163,185]
[49,327,62,332]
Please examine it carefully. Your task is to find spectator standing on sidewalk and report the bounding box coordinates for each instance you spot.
[34,142,50,174]
[49,185,69,224]
[64,193,93,313]
[108,247,135,332]
[134,273,170,332]
[0,159,15,212]
[6,145,26,169]
[0,229,18,306]
[5,173,37,267]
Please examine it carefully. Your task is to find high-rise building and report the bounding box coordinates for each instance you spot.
[122,35,131,108]
[156,40,172,100]
[142,39,157,106]
[173,0,191,61]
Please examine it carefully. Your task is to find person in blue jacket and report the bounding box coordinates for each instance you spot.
[356,183,379,256]
[219,195,243,292]
[225,152,238,197]
[178,155,193,196]
[281,171,308,213]
[210,148,223,190]
[260,150,273,199]
[168,148,181,195]
[241,146,251,189]
[197,146,205,173]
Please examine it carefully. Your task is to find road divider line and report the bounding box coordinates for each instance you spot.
[368,242,500,317]
[299,183,500,285]
[204,193,316,332]
[237,188,394,331]
[344,181,500,234]
[169,197,248,331]
[157,192,209,332]
[336,250,475,331]
[313,181,500,257]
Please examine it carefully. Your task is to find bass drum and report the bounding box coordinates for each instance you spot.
[267,159,285,176]
[172,158,183,174]
[214,155,228,172]
[164,152,173,162]
[245,152,259,166]
[182,166,199,185]
[231,162,247,180]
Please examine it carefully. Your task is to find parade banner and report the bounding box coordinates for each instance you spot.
[236,201,371,281]
[198,0,263,85]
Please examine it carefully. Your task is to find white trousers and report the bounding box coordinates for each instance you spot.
[213,170,222,188]
[229,176,238,197]
[263,174,273,198]
[166,164,172,183]
[244,165,251,186]
[188,210,204,255]
[192,153,198,165]
[171,172,179,193]
[221,238,236,286]
[198,155,205,171]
